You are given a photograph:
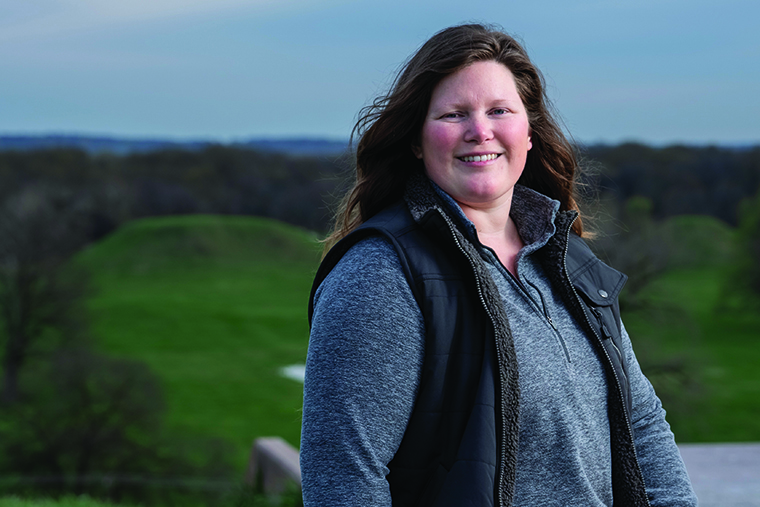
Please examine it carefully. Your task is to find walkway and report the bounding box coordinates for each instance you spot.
[679,443,760,507]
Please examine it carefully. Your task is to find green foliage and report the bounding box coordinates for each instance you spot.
[0,347,235,505]
[77,215,321,470]
[659,214,736,270]
[591,205,758,442]
[727,188,760,304]
[584,143,760,225]
[0,185,94,403]
[0,189,239,506]
[0,484,305,507]
[222,483,302,507]
[0,146,347,236]
[0,495,136,507]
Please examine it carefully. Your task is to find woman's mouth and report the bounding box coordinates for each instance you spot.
[458,153,500,163]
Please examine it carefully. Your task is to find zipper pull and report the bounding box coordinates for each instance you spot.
[590,307,613,339]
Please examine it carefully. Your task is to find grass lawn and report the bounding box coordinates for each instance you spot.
[627,266,760,443]
[77,215,322,471]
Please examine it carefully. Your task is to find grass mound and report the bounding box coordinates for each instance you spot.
[78,214,321,275]
[78,215,322,471]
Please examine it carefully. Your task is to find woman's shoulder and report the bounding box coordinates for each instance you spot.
[315,235,407,303]
[329,235,401,278]
[341,234,400,265]
[310,234,424,350]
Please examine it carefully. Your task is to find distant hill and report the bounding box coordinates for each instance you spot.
[78,214,320,468]
[0,134,349,156]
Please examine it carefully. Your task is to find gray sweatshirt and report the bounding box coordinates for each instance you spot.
[301,185,697,506]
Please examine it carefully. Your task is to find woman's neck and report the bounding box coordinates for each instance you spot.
[460,199,524,276]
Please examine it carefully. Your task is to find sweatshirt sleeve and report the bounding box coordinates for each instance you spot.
[622,322,698,506]
[300,236,425,507]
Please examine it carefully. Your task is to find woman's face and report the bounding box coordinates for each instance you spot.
[416,60,532,211]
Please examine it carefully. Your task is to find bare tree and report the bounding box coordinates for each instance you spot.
[0,186,90,404]
[590,196,670,309]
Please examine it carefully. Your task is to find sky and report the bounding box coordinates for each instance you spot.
[0,0,758,145]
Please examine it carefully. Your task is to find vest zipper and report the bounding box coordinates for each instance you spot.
[436,208,509,507]
[590,307,627,386]
[562,214,651,507]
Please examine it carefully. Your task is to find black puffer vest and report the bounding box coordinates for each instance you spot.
[309,178,650,507]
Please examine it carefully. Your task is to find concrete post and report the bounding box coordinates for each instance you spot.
[245,436,302,495]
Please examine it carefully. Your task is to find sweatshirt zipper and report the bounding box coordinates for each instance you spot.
[436,208,508,507]
[524,277,571,363]
[561,214,651,507]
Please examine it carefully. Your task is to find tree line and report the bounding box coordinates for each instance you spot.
[0,143,758,242]
[0,146,349,245]
[582,143,760,226]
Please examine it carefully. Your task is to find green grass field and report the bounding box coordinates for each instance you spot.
[626,266,760,442]
[75,213,760,476]
[621,215,760,442]
[77,215,322,471]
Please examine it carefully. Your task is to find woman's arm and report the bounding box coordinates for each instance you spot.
[301,236,425,506]
[622,323,698,506]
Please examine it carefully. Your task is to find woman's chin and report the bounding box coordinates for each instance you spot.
[457,186,514,209]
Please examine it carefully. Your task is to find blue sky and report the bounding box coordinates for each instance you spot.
[0,0,758,145]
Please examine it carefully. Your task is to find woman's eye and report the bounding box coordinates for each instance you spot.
[441,112,461,119]
[491,108,509,115]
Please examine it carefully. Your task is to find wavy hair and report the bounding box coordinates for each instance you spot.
[325,23,585,249]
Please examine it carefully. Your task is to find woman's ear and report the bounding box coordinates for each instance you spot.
[411,144,423,159]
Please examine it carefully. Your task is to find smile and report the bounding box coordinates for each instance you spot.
[458,153,500,162]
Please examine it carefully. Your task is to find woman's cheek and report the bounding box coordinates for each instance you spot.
[423,122,458,156]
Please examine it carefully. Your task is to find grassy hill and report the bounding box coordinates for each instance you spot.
[76,215,322,471]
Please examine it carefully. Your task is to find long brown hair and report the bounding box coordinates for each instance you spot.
[325,23,585,249]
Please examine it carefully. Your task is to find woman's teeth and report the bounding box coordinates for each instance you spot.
[459,154,498,162]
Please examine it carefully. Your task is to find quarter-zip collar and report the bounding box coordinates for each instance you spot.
[428,178,561,269]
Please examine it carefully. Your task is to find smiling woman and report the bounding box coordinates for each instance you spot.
[301,23,697,507]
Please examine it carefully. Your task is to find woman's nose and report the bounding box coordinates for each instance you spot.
[463,115,493,144]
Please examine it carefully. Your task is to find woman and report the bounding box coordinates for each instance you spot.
[301,24,697,506]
